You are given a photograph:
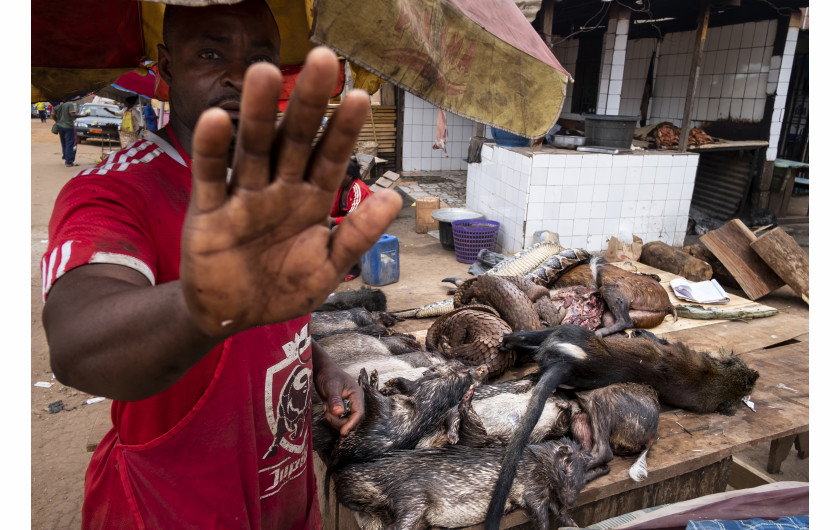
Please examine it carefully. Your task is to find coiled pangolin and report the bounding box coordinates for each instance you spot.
[454,275,563,331]
[425,304,513,378]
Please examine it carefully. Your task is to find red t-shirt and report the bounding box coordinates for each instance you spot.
[330,179,373,225]
[41,130,321,529]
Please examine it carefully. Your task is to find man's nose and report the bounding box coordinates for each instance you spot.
[221,59,248,91]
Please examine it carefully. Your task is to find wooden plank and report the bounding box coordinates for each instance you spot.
[700,219,785,300]
[750,227,810,303]
[661,313,809,354]
[729,457,776,490]
[571,459,732,528]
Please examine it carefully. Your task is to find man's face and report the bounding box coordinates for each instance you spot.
[158,1,282,135]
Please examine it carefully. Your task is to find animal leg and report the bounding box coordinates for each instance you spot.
[382,377,421,395]
[584,464,611,483]
[523,500,552,530]
[596,285,634,337]
[557,509,578,528]
[630,328,670,345]
[388,503,427,530]
[452,384,493,446]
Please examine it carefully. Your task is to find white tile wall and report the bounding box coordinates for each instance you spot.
[401,93,473,171]
[617,19,787,133]
[766,18,800,160]
[466,148,698,253]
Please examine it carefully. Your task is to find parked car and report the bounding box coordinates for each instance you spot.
[75,103,122,143]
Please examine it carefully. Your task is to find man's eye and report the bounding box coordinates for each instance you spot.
[199,50,221,60]
[250,56,272,64]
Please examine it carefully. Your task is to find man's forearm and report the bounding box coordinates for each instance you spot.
[43,266,223,401]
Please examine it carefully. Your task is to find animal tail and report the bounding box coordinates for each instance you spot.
[484,363,567,530]
[628,447,650,482]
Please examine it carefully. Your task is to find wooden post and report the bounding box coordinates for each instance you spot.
[541,0,554,42]
[677,2,710,153]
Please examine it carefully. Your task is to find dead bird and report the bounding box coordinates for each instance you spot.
[333,438,608,530]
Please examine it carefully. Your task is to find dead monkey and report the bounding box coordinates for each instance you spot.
[483,324,758,530]
[553,257,677,337]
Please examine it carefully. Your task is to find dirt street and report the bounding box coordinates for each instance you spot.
[30,119,807,528]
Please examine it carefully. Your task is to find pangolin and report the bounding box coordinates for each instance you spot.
[425,304,513,378]
[455,275,562,331]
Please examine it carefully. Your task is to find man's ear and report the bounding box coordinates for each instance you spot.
[157,44,173,86]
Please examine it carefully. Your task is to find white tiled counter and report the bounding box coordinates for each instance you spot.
[466,144,699,254]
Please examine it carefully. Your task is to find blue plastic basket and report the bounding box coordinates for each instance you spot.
[451,219,500,264]
[490,127,530,148]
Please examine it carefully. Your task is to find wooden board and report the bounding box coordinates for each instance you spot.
[700,219,785,300]
[750,227,810,303]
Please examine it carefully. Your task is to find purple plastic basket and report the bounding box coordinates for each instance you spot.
[451,219,500,264]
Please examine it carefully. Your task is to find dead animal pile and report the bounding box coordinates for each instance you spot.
[483,325,759,530]
[334,438,606,530]
[454,275,562,331]
[648,122,715,148]
[390,245,589,319]
[321,351,665,529]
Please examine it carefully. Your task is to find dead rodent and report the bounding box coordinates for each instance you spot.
[334,438,607,530]
[328,363,489,469]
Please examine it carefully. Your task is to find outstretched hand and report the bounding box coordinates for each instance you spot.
[181,47,402,338]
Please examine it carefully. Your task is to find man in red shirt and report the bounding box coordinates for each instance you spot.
[330,158,374,281]
[330,158,374,227]
[40,1,402,528]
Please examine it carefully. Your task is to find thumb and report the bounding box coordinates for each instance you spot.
[327,393,345,416]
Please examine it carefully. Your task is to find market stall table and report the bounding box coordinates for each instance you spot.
[316,261,809,529]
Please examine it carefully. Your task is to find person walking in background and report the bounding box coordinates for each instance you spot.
[36,101,48,123]
[51,100,83,167]
[107,95,144,147]
[143,101,158,133]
